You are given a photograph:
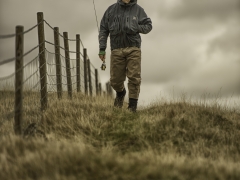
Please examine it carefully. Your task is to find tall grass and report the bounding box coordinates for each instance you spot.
[0,91,240,180]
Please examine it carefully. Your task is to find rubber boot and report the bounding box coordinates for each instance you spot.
[114,89,126,108]
[128,98,138,112]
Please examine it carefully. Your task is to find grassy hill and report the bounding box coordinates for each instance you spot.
[0,92,240,180]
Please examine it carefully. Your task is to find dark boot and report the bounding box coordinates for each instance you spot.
[114,89,126,108]
[128,98,138,112]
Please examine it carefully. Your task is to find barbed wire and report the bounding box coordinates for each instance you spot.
[13,64,43,93]
[0,72,15,81]
[46,49,83,65]
[0,48,98,94]
[1,32,100,90]
[0,19,89,65]
[43,20,85,48]
[0,16,104,135]
[0,49,44,82]
[46,69,79,79]
[0,21,43,39]
[44,20,76,42]
[45,49,83,61]
[45,40,82,54]
[0,19,98,93]
[0,42,45,66]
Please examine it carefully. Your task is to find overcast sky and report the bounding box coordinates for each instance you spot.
[0,0,240,107]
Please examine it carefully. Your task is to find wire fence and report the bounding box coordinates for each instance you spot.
[0,12,112,136]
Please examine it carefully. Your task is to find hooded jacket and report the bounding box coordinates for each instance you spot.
[99,0,152,51]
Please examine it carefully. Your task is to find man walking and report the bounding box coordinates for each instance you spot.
[98,0,152,112]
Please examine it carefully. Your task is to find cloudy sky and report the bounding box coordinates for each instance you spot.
[0,0,240,107]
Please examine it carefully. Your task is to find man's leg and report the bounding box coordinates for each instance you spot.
[124,47,141,112]
[110,49,127,107]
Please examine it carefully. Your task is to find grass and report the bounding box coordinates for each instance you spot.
[0,91,240,180]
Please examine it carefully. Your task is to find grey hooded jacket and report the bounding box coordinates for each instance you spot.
[99,0,152,51]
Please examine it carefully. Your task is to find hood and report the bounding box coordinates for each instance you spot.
[118,0,137,6]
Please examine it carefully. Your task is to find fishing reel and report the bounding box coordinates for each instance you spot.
[101,61,106,71]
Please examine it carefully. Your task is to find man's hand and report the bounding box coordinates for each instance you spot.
[99,51,106,61]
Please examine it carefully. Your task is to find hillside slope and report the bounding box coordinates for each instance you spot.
[0,92,240,180]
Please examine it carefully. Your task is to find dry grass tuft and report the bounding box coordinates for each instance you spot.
[0,91,240,179]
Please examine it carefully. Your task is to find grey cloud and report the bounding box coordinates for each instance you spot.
[164,0,240,22]
[208,22,240,56]
[141,38,197,84]
[0,0,240,105]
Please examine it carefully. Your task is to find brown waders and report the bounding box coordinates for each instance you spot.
[110,47,141,111]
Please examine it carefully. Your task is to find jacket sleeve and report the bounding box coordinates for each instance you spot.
[99,8,110,51]
[138,8,152,34]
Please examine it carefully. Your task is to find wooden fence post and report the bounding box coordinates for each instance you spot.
[14,26,24,135]
[83,48,88,95]
[98,83,102,96]
[54,27,62,99]
[95,69,99,95]
[109,83,113,97]
[87,59,93,96]
[76,34,81,92]
[106,82,109,96]
[63,32,72,99]
[106,82,113,97]
[37,12,48,111]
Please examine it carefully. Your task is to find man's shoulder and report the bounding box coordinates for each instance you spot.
[134,4,144,11]
[104,3,118,16]
[107,3,118,10]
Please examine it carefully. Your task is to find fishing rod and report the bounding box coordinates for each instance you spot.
[92,0,106,71]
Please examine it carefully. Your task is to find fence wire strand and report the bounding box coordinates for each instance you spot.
[45,40,82,54]
[0,21,43,39]
[0,18,103,134]
[0,42,45,66]
[44,20,84,48]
